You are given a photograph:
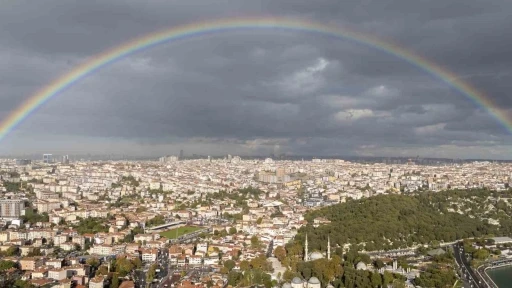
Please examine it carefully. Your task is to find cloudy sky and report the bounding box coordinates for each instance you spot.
[1,0,512,159]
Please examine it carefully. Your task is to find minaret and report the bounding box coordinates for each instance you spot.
[327,235,331,260]
[304,234,309,261]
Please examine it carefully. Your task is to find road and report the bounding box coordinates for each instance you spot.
[156,248,170,288]
[133,248,170,288]
[453,242,485,288]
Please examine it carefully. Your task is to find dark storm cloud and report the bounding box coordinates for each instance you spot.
[0,0,511,158]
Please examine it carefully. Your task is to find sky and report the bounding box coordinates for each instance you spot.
[1,0,512,159]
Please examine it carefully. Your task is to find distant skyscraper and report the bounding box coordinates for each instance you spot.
[62,155,69,164]
[43,154,53,164]
[15,159,31,166]
[179,149,184,159]
[159,155,178,162]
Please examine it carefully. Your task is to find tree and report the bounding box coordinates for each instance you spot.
[229,227,237,235]
[392,279,406,288]
[374,259,385,269]
[240,260,251,271]
[251,235,260,248]
[132,257,142,269]
[0,260,16,271]
[227,271,243,286]
[256,217,263,224]
[370,272,382,288]
[115,257,134,277]
[96,265,108,276]
[13,279,32,288]
[382,271,393,287]
[302,267,312,279]
[5,246,19,257]
[283,270,296,282]
[224,259,236,271]
[299,191,503,252]
[274,246,286,262]
[473,248,490,260]
[220,267,229,275]
[147,263,158,283]
[250,255,272,272]
[86,257,100,268]
[110,273,120,288]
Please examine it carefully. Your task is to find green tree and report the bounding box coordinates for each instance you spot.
[370,272,382,288]
[229,227,237,235]
[473,248,490,260]
[115,258,134,277]
[147,263,158,283]
[382,271,393,287]
[110,273,120,288]
[132,257,142,269]
[86,257,100,268]
[274,246,286,262]
[0,260,17,271]
[224,259,236,271]
[96,265,108,276]
[251,235,260,248]
[283,270,296,282]
[240,260,251,271]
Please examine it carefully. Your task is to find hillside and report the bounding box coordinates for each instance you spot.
[299,189,512,251]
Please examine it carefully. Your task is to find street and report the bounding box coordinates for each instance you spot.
[133,248,170,288]
[453,242,485,288]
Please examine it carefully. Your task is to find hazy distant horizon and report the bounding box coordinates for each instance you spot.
[3,152,511,163]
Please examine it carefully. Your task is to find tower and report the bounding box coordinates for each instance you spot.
[304,234,309,262]
[327,235,331,260]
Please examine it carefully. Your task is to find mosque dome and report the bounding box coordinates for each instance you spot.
[308,277,321,284]
[309,251,324,261]
[292,277,304,284]
[283,283,292,288]
[326,284,335,288]
[356,261,367,270]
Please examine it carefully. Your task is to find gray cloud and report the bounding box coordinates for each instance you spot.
[0,0,511,158]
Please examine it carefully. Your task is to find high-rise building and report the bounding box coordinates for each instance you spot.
[62,155,69,164]
[159,156,178,163]
[179,149,184,159]
[43,154,53,164]
[0,199,25,218]
[15,159,31,166]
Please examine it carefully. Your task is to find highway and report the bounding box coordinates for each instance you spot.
[453,242,485,288]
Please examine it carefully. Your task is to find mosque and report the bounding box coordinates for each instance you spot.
[279,235,333,288]
[304,234,331,262]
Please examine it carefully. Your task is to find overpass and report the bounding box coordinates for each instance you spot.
[146,221,186,232]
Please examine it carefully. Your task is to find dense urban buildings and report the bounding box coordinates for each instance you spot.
[1,156,511,287]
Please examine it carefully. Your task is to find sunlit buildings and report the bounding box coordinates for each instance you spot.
[0,198,25,218]
[43,154,53,164]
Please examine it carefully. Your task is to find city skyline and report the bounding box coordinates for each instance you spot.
[1,1,512,159]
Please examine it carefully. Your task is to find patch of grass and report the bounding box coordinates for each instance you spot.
[159,226,202,239]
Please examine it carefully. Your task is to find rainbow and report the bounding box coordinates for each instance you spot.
[0,16,508,141]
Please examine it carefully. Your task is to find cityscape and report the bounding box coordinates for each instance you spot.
[2,1,512,288]
[1,155,512,287]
